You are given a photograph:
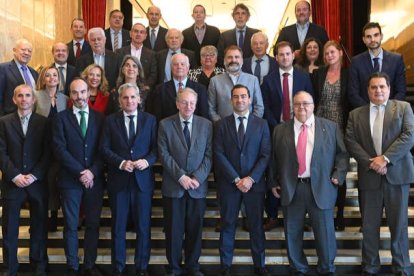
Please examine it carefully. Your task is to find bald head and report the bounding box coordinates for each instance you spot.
[13,39,33,65]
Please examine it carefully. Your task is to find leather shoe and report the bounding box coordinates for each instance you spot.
[215,220,222,232]
[303,223,312,232]
[221,267,231,276]
[242,217,249,231]
[254,267,270,276]
[263,218,278,231]
[334,218,345,231]
[136,270,148,276]
[112,270,125,276]
[66,269,79,276]
[83,267,103,276]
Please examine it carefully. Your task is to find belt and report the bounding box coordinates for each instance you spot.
[297,177,311,183]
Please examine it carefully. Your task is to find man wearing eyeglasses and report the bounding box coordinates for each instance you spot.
[270,91,348,275]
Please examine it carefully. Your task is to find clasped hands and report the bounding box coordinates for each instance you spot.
[79,169,94,188]
[14,174,36,188]
[236,177,253,193]
[121,159,149,173]
[179,175,200,190]
[369,155,388,175]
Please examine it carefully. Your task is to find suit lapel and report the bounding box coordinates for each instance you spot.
[360,105,377,154]
[382,100,395,147]
[68,110,84,138]
[116,112,129,145]
[311,118,323,165]
[173,115,189,150]
[226,115,240,149]
[284,120,297,162]
[11,113,25,138]
[10,61,25,84]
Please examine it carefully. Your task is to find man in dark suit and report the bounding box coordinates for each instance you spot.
[218,3,259,64]
[345,72,414,275]
[105,9,130,51]
[271,91,348,275]
[0,84,50,276]
[242,32,278,85]
[0,39,38,116]
[348,22,406,108]
[116,23,158,90]
[276,0,329,57]
[52,42,76,95]
[76,27,120,90]
[214,84,271,276]
[148,53,208,121]
[52,78,105,276]
[143,6,168,52]
[100,83,157,276]
[182,4,221,66]
[155,28,196,84]
[261,41,313,131]
[158,88,212,276]
[66,18,92,67]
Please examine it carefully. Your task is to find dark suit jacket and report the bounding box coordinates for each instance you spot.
[0,60,39,115]
[75,50,120,90]
[100,111,157,193]
[155,48,196,84]
[53,63,76,95]
[52,108,104,189]
[66,40,92,67]
[148,79,209,121]
[182,23,221,66]
[0,112,50,198]
[242,54,278,82]
[105,28,131,51]
[271,117,348,209]
[214,114,271,194]
[261,68,313,130]
[116,45,158,88]
[345,100,414,189]
[348,50,406,108]
[276,22,329,51]
[143,26,169,52]
[312,66,349,129]
[158,114,212,198]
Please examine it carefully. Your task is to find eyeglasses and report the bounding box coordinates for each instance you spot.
[293,102,314,108]
[201,53,216,58]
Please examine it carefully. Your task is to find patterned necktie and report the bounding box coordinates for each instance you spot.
[238,116,245,146]
[373,57,380,72]
[238,30,244,49]
[75,42,81,59]
[20,115,28,136]
[282,72,291,121]
[58,66,66,92]
[183,121,191,149]
[150,29,156,49]
[79,110,87,137]
[372,105,383,155]
[113,31,120,50]
[21,65,32,88]
[128,115,136,145]
[254,58,263,82]
[178,82,184,91]
[297,123,308,175]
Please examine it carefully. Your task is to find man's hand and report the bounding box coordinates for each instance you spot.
[369,156,388,174]
[133,159,149,171]
[331,177,339,185]
[236,177,253,193]
[272,186,281,198]
[80,169,95,188]
[179,175,193,190]
[121,160,135,172]
[14,175,31,188]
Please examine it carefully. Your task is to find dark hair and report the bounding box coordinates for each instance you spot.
[224,45,243,57]
[109,9,124,18]
[232,3,250,17]
[193,4,206,14]
[296,37,323,69]
[368,72,390,87]
[273,41,293,56]
[295,0,311,11]
[70,18,85,28]
[362,22,382,36]
[231,84,250,98]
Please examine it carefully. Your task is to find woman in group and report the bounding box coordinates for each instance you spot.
[296,37,324,74]
[35,65,68,232]
[312,40,349,231]
[79,64,110,113]
[188,45,225,88]
[107,55,147,114]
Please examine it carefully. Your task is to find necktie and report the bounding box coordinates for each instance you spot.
[21,65,32,88]
[282,72,291,121]
[373,57,380,72]
[75,42,81,59]
[113,31,120,50]
[372,105,383,155]
[128,115,136,145]
[238,116,245,146]
[297,123,308,175]
[150,29,156,49]
[254,58,263,82]
[20,116,28,136]
[79,110,87,137]
[58,66,66,92]
[238,30,244,49]
[183,121,191,149]
[178,82,184,91]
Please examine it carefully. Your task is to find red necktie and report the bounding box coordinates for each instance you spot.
[297,123,307,175]
[75,42,81,59]
[282,72,290,121]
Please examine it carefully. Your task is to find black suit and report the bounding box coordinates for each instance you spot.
[242,54,278,84]
[76,50,120,90]
[105,28,131,51]
[53,63,77,95]
[147,79,209,121]
[182,23,221,66]
[276,22,329,51]
[155,49,196,84]
[143,26,168,52]
[0,112,50,274]
[116,45,158,89]
[66,40,92,67]
[0,60,38,116]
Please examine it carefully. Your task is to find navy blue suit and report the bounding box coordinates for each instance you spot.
[105,28,131,51]
[66,40,92,67]
[0,60,38,115]
[100,111,157,272]
[52,108,104,271]
[261,68,313,130]
[348,50,406,108]
[0,112,50,274]
[214,114,271,269]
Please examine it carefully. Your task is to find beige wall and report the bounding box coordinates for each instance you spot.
[0,0,80,69]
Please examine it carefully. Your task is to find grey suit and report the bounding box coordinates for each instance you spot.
[345,100,414,275]
[208,72,264,122]
[34,90,68,117]
[158,114,212,275]
[271,116,348,274]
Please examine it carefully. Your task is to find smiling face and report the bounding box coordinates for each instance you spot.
[363,27,383,51]
[109,10,124,30]
[43,68,59,89]
[119,87,141,114]
[251,33,268,58]
[53,42,68,65]
[176,90,197,120]
[293,92,314,123]
[231,86,251,115]
[13,40,33,65]
[122,58,139,80]
[147,6,162,28]
[305,41,319,62]
[70,79,90,109]
[224,49,243,73]
[295,1,311,25]
[71,19,86,40]
[171,54,190,80]
[276,45,294,70]
[89,30,106,55]
[368,77,390,105]
[324,45,342,66]
[13,85,35,113]
[130,24,147,46]
[86,67,102,90]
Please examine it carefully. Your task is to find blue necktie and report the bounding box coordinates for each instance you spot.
[238,30,244,49]
[128,115,136,145]
[373,57,380,72]
[238,116,245,146]
[254,58,263,82]
[183,121,191,149]
[21,65,32,88]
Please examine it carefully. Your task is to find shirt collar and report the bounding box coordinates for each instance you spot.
[370,101,387,109]
[14,59,27,68]
[233,110,250,121]
[368,47,383,59]
[253,55,268,62]
[294,114,315,129]
[73,105,89,115]
[110,28,121,34]
[236,26,247,32]
[151,25,160,32]
[174,78,187,86]
[296,21,310,29]
[17,111,32,120]
[55,63,67,69]
[179,114,193,124]
[279,66,294,76]
[131,44,143,51]
[123,110,138,117]
[73,39,85,44]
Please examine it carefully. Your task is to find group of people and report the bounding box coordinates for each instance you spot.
[0,1,412,276]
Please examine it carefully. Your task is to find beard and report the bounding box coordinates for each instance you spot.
[225,62,241,74]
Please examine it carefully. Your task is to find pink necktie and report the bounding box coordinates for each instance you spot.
[297,123,307,175]
[282,72,290,121]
